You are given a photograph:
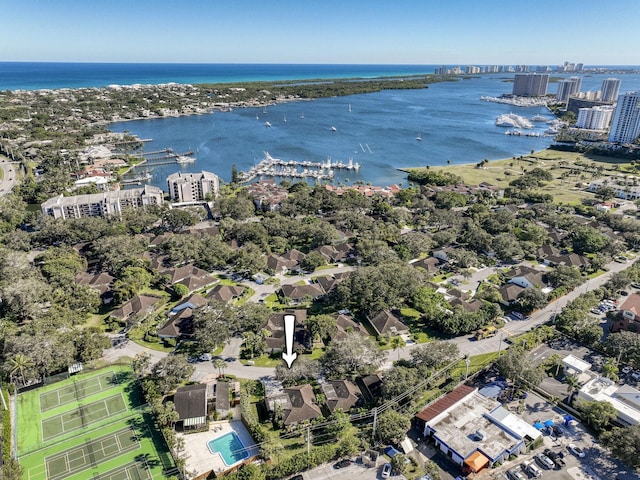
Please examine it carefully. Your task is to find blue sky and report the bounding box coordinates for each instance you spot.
[3,0,639,65]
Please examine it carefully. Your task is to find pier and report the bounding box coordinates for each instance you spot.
[130,150,195,166]
[238,151,361,183]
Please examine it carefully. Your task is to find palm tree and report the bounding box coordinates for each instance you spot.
[601,357,619,382]
[8,353,34,386]
[212,358,227,379]
[390,336,404,361]
[565,374,580,404]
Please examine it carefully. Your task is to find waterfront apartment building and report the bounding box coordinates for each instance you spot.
[167,171,220,203]
[41,185,164,219]
[512,73,549,97]
[576,106,614,130]
[601,78,621,103]
[609,92,640,144]
[556,77,582,102]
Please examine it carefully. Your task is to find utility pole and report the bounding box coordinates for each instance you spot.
[497,331,504,358]
[371,407,378,443]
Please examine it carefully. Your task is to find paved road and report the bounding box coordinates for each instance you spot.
[0,157,17,195]
[388,257,632,365]
[102,258,630,381]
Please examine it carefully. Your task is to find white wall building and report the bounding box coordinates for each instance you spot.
[577,376,640,426]
[576,105,614,130]
[609,92,640,144]
[41,185,164,219]
[167,171,220,203]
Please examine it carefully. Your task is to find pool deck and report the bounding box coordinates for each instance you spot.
[177,419,259,478]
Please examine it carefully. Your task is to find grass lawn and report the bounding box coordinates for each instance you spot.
[450,351,499,379]
[404,148,636,205]
[16,365,172,480]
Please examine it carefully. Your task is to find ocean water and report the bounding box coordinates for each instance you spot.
[111,72,640,187]
[0,62,438,91]
[4,63,640,187]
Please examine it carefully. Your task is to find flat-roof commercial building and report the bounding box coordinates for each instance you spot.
[415,385,541,474]
[41,185,164,219]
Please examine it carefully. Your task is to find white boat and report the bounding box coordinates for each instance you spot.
[283,115,287,123]
[495,113,534,129]
[263,106,268,114]
[531,114,547,122]
[176,155,195,164]
[265,121,271,127]
[331,126,337,132]
[348,104,352,112]
[300,112,304,119]
[416,132,422,141]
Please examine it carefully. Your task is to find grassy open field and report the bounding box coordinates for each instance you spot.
[403,148,636,205]
[17,365,173,480]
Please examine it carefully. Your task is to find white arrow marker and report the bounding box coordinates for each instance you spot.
[282,314,297,368]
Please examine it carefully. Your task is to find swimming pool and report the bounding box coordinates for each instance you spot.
[207,431,249,466]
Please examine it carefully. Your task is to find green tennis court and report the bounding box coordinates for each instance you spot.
[93,461,153,480]
[41,394,127,442]
[45,427,140,480]
[39,372,119,412]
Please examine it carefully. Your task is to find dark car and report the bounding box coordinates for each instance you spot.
[333,459,352,469]
[552,425,564,436]
[289,475,304,480]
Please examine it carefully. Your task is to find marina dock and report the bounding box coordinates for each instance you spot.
[238,151,361,183]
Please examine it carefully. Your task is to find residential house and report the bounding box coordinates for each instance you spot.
[314,243,352,263]
[357,374,383,403]
[156,307,195,339]
[266,254,297,274]
[333,313,369,340]
[206,285,245,303]
[264,310,308,353]
[410,256,441,273]
[174,383,208,430]
[247,180,288,211]
[321,379,362,413]
[612,293,640,332]
[505,266,546,289]
[111,294,161,326]
[449,297,483,313]
[75,271,114,303]
[279,283,325,305]
[432,247,456,263]
[367,310,409,337]
[498,283,526,306]
[280,384,323,426]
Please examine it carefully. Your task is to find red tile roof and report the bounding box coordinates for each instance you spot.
[415,384,476,423]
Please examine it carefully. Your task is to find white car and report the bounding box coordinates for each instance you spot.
[507,468,526,480]
[568,443,585,458]
[381,462,392,478]
[522,460,542,478]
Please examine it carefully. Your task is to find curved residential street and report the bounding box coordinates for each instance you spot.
[101,257,631,382]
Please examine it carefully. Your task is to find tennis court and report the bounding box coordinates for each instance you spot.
[45,427,140,480]
[93,461,153,480]
[41,394,127,442]
[39,372,119,412]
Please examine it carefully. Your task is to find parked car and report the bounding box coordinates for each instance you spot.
[552,424,564,436]
[544,449,565,467]
[333,459,352,469]
[631,371,640,381]
[622,366,632,374]
[381,462,392,478]
[289,475,304,480]
[522,460,542,478]
[568,443,585,458]
[535,452,555,469]
[507,468,526,480]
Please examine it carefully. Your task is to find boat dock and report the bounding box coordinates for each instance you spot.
[131,150,195,166]
[238,151,361,183]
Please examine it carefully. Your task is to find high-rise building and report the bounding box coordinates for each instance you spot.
[601,78,621,103]
[167,171,220,202]
[608,92,640,143]
[512,73,549,97]
[576,106,614,130]
[556,77,582,102]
